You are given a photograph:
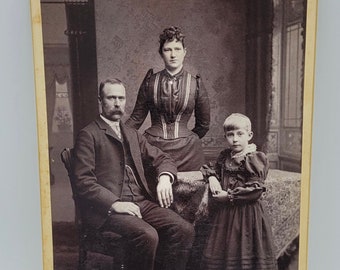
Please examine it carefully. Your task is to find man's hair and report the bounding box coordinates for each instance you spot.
[159,26,185,55]
[223,113,252,133]
[98,78,124,98]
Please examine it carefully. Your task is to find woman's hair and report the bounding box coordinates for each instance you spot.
[223,113,252,132]
[159,26,185,54]
[98,78,124,98]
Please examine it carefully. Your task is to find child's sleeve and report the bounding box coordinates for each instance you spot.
[200,150,226,181]
[244,151,269,183]
[230,152,269,203]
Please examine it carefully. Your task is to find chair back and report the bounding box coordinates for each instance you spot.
[60,148,75,191]
[60,148,126,269]
[60,148,83,224]
[60,148,73,173]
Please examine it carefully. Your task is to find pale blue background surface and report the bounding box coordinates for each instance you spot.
[0,0,339,269]
[308,0,340,269]
[0,1,43,269]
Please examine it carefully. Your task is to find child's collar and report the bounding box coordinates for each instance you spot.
[231,143,257,159]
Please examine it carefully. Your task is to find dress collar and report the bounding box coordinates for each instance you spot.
[230,143,257,159]
[163,68,184,80]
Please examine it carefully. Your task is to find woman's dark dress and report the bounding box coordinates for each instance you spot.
[201,149,277,270]
[126,68,210,171]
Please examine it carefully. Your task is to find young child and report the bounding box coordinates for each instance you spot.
[201,113,277,270]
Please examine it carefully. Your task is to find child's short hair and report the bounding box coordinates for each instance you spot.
[223,113,252,132]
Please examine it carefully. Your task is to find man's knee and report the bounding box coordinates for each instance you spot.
[181,221,195,243]
[172,219,195,246]
[136,226,159,249]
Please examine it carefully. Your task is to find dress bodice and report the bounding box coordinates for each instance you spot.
[147,69,197,139]
[201,148,269,204]
[220,149,269,189]
[126,68,210,140]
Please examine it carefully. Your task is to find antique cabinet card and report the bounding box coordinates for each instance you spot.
[31,1,317,269]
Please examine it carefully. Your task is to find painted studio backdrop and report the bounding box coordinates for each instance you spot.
[40,0,305,269]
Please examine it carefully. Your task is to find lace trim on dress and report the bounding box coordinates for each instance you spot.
[230,143,257,159]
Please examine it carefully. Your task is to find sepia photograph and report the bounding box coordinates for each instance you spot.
[31,0,317,269]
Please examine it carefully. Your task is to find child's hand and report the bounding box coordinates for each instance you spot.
[208,176,222,195]
[212,190,230,202]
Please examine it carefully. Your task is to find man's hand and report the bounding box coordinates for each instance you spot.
[157,174,173,208]
[110,201,142,218]
[208,176,222,195]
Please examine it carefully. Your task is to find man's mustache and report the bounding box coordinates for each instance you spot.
[112,110,123,115]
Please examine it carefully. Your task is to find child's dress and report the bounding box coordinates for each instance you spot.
[201,147,277,270]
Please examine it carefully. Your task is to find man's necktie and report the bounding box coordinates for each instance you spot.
[111,122,121,139]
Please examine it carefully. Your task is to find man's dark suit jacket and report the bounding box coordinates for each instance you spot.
[73,116,177,229]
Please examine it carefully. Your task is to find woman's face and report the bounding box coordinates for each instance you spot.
[161,39,186,73]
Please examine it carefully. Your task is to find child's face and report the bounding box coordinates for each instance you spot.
[224,127,253,153]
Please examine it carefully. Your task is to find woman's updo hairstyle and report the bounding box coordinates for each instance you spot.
[159,26,185,55]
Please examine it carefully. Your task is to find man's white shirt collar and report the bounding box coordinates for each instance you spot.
[100,114,120,127]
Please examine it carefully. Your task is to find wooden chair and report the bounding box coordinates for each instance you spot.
[61,148,126,270]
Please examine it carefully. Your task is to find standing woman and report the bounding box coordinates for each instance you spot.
[126,26,210,171]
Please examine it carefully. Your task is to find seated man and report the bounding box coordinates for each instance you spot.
[73,78,195,270]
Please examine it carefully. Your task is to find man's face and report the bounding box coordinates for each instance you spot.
[161,39,186,72]
[99,83,126,121]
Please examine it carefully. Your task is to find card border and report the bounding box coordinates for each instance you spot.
[299,0,318,269]
[31,1,53,270]
[30,1,319,269]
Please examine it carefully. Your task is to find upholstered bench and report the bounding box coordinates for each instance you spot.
[173,169,301,259]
